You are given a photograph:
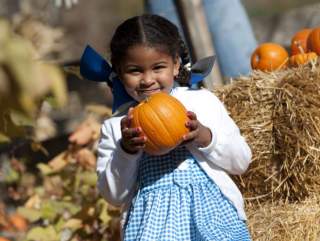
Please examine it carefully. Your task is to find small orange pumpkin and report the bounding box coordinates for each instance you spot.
[289,52,318,67]
[131,92,189,155]
[307,27,320,55]
[290,28,312,55]
[251,43,289,72]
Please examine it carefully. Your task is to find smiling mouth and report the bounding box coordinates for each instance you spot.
[138,88,161,95]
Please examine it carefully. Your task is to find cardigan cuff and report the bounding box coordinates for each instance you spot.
[198,126,218,155]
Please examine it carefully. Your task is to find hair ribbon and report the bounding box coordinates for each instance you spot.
[79,45,215,113]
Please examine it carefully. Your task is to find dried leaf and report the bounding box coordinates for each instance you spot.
[0,20,11,61]
[63,218,83,230]
[37,163,54,176]
[85,104,112,118]
[0,132,10,143]
[79,171,97,186]
[43,64,67,108]
[48,151,68,172]
[9,109,34,127]
[25,194,42,209]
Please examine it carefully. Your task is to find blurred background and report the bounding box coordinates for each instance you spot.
[2,0,320,60]
[2,0,320,111]
[1,1,320,240]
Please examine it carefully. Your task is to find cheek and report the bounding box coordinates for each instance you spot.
[120,75,138,89]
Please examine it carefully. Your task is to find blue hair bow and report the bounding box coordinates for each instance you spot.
[80,45,215,113]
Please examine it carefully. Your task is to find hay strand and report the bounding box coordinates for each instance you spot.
[247,194,320,241]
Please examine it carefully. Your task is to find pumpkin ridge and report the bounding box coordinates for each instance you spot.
[137,105,159,153]
[144,103,175,147]
[155,97,188,143]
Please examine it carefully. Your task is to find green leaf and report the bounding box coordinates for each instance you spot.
[97,199,111,224]
[54,217,66,232]
[40,200,81,222]
[40,200,60,221]
[17,207,42,222]
[0,111,27,139]
[79,171,98,186]
[80,184,90,196]
[62,202,81,215]
[26,226,60,241]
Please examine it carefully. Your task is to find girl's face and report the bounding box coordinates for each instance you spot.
[119,44,180,102]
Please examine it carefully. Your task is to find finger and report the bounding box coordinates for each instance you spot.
[130,136,147,146]
[186,111,197,120]
[120,116,131,130]
[123,127,142,139]
[183,129,199,142]
[122,136,146,153]
[186,119,198,131]
[128,107,134,117]
[126,109,134,126]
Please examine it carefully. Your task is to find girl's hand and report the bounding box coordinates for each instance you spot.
[120,108,146,154]
[183,111,212,148]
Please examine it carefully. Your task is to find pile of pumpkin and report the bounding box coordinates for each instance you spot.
[251,27,320,71]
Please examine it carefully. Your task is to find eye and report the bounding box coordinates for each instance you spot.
[153,65,166,72]
[127,67,141,75]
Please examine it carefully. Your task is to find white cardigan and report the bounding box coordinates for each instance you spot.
[96,87,252,223]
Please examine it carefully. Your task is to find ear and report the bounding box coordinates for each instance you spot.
[173,56,181,77]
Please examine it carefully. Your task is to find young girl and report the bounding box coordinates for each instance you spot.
[96,14,252,241]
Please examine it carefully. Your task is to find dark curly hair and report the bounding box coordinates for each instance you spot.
[110,14,191,86]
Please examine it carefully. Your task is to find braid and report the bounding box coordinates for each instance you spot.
[176,38,191,86]
[179,38,190,65]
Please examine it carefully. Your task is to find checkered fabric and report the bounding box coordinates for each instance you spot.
[123,146,251,241]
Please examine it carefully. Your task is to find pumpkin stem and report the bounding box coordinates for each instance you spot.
[295,41,305,54]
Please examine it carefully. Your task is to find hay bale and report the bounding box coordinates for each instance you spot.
[213,71,284,202]
[273,64,320,201]
[214,63,320,203]
[246,194,320,241]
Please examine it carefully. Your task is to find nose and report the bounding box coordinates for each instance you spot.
[140,71,154,86]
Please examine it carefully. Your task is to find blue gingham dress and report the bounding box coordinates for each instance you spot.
[123,146,251,241]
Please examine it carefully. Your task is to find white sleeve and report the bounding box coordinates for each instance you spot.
[182,88,252,175]
[96,118,142,206]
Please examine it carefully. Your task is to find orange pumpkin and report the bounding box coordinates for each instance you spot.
[131,92,189,155]
[290,28,312,55]
[307,27,320,55]
[289,52,318,67]
[251,43,289,72]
